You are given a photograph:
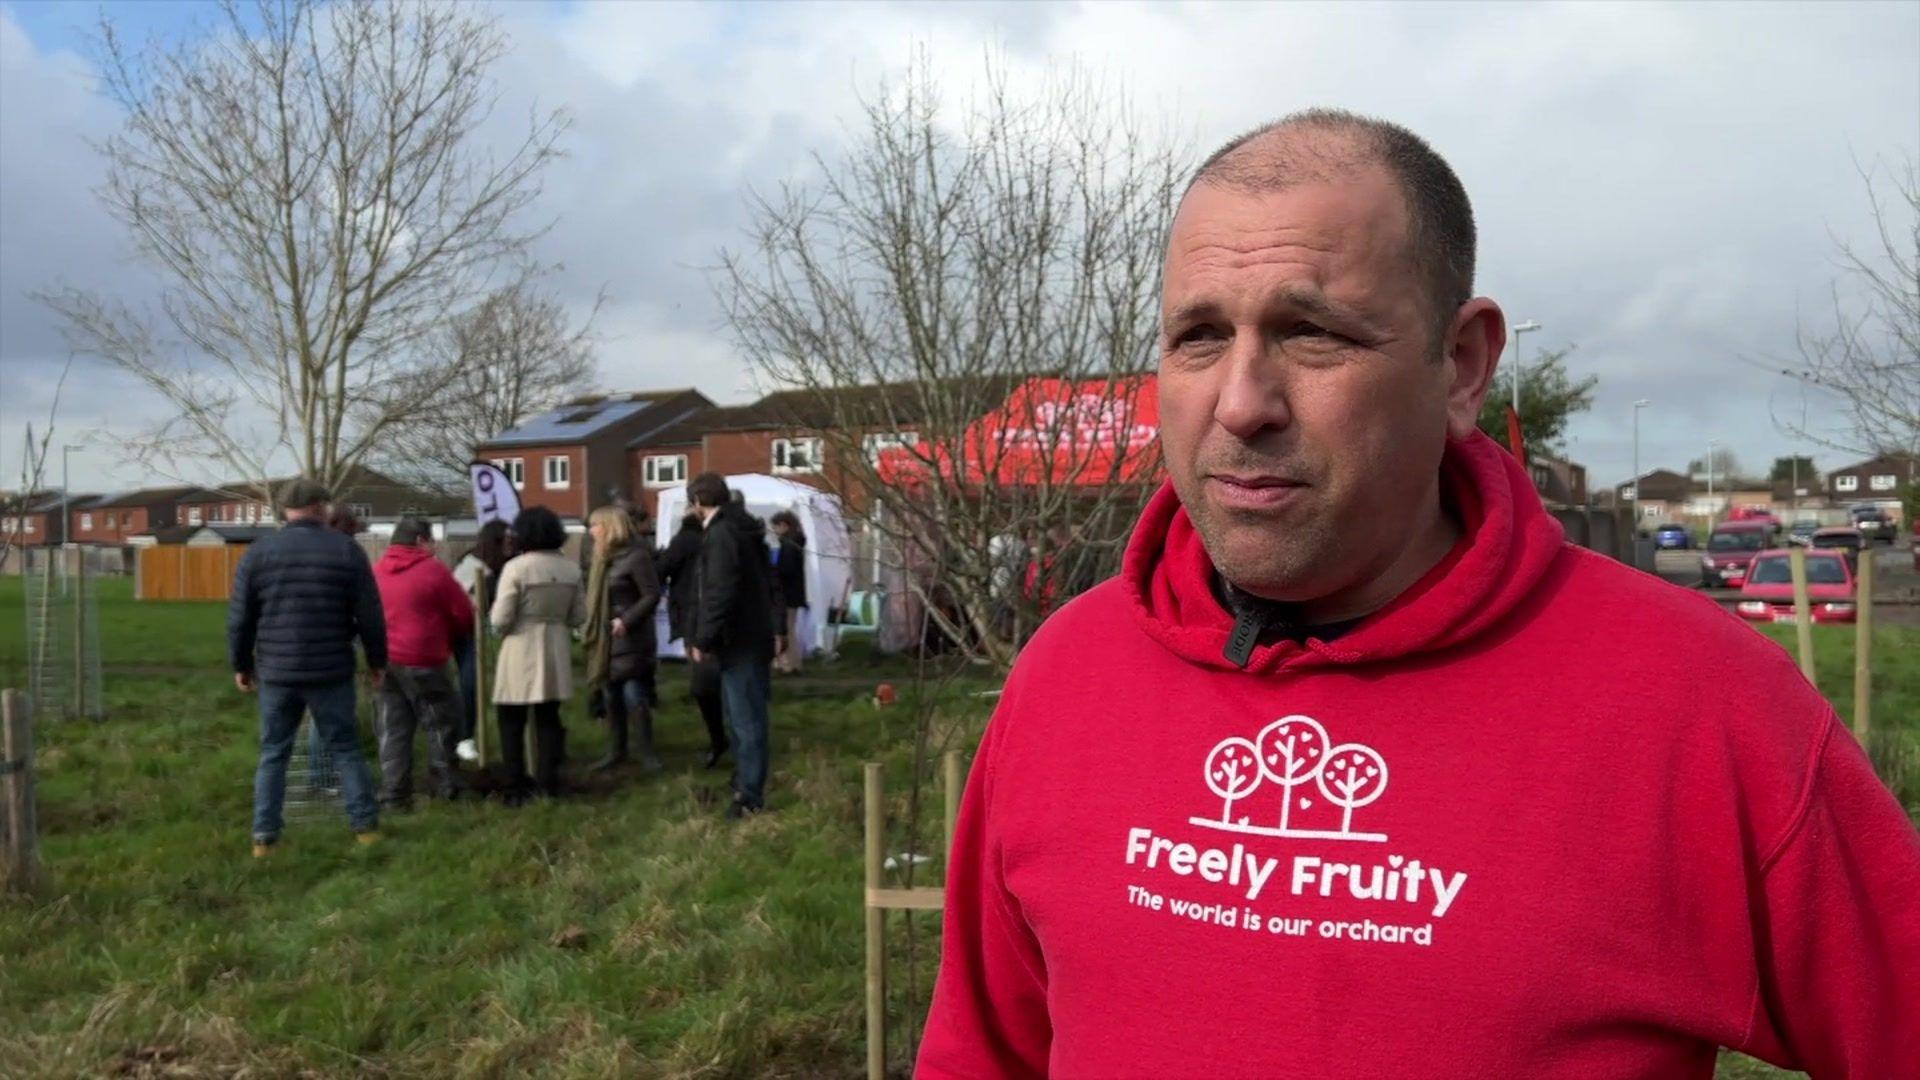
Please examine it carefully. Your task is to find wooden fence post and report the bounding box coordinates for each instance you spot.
[1789,547,1816,685]
[1853,551,1874,741]
[2,689,43,894]
[864,762,887,1080]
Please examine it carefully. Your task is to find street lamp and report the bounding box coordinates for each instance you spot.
[1706,439,1717,527]
[1631,400,1651,526]
[1510,319,1543,421]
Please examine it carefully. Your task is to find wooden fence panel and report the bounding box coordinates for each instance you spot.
[136,546,247,601]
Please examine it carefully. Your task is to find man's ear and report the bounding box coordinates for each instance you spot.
[1442,298,1506,441]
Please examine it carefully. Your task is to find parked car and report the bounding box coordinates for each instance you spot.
[1729,506,1782,530]
[1653,523,1691,550]
[1811,527,1865,566]
[1736,549,1857,624]
[1700,522,1771,588]
[1786,520,1821,546]
[1850,506,1896,544]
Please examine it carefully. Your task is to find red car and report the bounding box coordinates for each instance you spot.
[1700,521,1772,588]
[1736,549,1858,624]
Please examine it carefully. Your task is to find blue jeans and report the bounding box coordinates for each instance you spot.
[718,658,772,808]
[254,680,379,842]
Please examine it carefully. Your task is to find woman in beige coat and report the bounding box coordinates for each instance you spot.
[490,507,585,803]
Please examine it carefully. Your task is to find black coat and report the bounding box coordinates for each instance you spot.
[657,518,704,644]
[605,544,661,681]
[692,503,778,663]
[773,535,807,610]
[228,519,387,685]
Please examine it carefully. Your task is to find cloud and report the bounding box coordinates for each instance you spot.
[2,0,1915,493]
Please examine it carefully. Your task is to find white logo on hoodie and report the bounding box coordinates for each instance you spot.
[1192,714,1389,842]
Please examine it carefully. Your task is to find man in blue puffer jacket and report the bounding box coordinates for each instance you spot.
[228,478,387,856]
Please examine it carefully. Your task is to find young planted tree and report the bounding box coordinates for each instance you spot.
[39,0,567,502]
[377,277,600,492]
[1256,714,1329,833]
[718,56,1183,668]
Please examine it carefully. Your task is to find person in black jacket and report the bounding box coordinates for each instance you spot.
[768,510,808,674]
[584,505,662,771]
[658,510,727,768]
[687,473,779,818]
[228,478,385,856]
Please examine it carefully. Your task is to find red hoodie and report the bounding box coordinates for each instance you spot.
[920,433,1919,1079]
[374,543,473,669]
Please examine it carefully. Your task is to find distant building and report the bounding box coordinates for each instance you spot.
[475,390,714,520]
[68,485,200,546]
[1615,469,1692,522]
[1825,452,1915,509]
[174,466,459,528]
[1529,453,1588,506]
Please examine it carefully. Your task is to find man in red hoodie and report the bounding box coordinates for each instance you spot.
[372,517,474,808]
[920,110,1920,1078]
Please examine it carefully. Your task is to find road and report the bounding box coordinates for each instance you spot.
[1651,544,1920,627]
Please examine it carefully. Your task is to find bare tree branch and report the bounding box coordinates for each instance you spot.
[717,53,1186,668]
[36,0,568,500]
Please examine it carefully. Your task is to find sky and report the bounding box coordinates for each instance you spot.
[1,0,1915,495]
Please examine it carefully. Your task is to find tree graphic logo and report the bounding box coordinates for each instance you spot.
[1190,713,1388,843]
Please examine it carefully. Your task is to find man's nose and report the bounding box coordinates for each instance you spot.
[1211,335,1292,440]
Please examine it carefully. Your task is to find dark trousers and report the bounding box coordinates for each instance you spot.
[376,664,462,804]
[452,636,478,743]
[498,701,564,795]
[689,655,727,753]
[254,680,377,841]
[718,657,772,809]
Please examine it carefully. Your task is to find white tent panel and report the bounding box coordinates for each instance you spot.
[653,474,855,660]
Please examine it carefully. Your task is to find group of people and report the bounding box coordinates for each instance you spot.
[228,471,802,854]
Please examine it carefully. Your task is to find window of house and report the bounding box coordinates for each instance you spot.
[496,458,525,489]
[1869,474,1896,492]
[544,455,571,488]
[862,432,919,464]
[80,513,93,530]
[23,518,33,534]
[643,454,689,487]
[772,437,824,474]
[1834,475,1858,492]
[350,503,373,521]
[187,506,202,525]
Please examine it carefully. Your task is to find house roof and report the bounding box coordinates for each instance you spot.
[1617,469,1692,501]
[477,390,697,449]
[149,524,275,544]
[17,492,99,513]
[627,378,1034,449]
[89,485,205,509]
[1828,452,1916,476]
[178,466,425,503]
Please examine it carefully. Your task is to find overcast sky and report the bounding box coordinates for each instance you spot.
[2,0,1915,494]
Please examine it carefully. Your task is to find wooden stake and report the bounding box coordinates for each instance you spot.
[1853,550,1874,741]
[943,750,962,857]
[1789,547,1816,685]
[2,689,42,894]
[864,762,887,1080]
[475,567,490,767]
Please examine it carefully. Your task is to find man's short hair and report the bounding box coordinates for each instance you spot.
[390,517,432,546]
[689,472,730,509]
[1190,109,1475,344]
[279,477,331,509]
[510,506,567,553]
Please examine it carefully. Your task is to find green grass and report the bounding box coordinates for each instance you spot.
[0,578,1913,1077]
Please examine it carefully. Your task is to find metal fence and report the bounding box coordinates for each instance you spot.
[21,548,104,722]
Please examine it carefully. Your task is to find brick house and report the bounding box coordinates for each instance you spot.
[68,485,199,546]
[1825,452,1915,510]
[1615,469,1693,523]
[475,390,713,520]
[2,492,87,547]
[1529,454,1589,507]
[174,466,460,528]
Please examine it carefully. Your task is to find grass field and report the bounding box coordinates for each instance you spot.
[0,576,1912,1077]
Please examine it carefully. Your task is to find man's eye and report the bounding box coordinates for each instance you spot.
[1173,325,1227,347]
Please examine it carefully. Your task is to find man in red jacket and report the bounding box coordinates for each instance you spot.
[372,517,473,808]
[919,110,1920,1078]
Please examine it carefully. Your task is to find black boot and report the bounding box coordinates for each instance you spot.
[535,721,565,798]
[593,707,629,772]
[635,705,664,773]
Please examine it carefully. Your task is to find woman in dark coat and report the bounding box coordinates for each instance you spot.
[658,510,727,768]
[768,510,808,674]
[585,506,662,771]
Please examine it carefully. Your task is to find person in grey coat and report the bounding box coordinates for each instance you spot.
[228,478,385,855]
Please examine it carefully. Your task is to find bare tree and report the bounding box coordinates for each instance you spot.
[1766,155,1919,462]
[376,276,600,491]
[38,0,567,504]
[718,56,1184,668]
[1,356,77,565]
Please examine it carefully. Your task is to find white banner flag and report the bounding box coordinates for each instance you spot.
[468,461,522,526]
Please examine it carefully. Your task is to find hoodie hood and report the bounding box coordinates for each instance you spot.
[1123,431,1565,674]
[376,543,436,577]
